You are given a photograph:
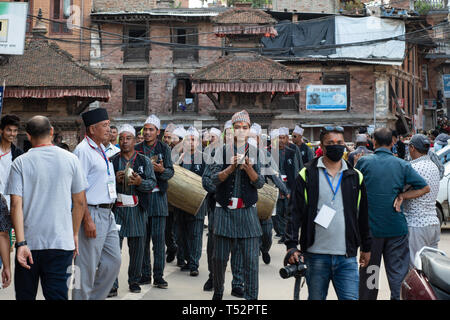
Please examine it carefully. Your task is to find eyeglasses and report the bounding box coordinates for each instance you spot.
[322,126,344,133]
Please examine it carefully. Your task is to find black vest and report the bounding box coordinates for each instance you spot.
[135,140,170,193]
[181,151,205,177]
[110,152,151,211]
[269,145,297,192]
[215,145,258,209]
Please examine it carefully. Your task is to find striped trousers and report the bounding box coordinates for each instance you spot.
[165,209,178,254]
[260,218,273,254]
[213,235,259,300]
[175,210,205,270]
[207,211,244,290]
[142,216,166,280]
[113,236,145,289]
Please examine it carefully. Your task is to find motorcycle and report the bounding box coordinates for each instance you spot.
[401,247,450,300]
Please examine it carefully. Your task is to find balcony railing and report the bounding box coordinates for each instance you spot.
[414,0,449,12]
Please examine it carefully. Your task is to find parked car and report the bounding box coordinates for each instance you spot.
[435,144,450,226]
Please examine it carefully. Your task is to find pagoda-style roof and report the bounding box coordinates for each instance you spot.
[212,7,277,36]
[1,40,111,101]
[191,53,300,93]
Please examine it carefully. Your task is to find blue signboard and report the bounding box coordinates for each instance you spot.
[306,85,347,111]
[444,74,450,98]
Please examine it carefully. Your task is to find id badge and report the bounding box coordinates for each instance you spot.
[107,177,117,200]
[314,204,336,229]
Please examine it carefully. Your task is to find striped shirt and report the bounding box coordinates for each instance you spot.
[210,145,264,238]
[112,152,157,237]
[141,142,174,217]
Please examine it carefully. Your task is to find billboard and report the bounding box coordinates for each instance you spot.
[444,74,450,99]
[305,85,347,111]
[0,2,28,55]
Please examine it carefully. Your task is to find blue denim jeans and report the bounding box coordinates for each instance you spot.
[304,253,359,300]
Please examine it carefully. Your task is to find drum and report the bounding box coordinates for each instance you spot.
[167,164,207,216]
[257,183,279,220]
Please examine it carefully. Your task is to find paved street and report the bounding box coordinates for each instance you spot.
[1,224,449,300]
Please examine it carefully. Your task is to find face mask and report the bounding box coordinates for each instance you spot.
[324,144,346,162]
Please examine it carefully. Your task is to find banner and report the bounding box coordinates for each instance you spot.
[305,85,347,111]
[0,2,28,55]
[443,74,450,98]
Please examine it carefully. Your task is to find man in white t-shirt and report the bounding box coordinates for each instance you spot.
[6,116,87,300]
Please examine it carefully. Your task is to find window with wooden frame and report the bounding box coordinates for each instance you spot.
[123,25,150,63]
[322,73,350,110]
[173,78,197,113]
[123,76,148,114]
[50,0,72,34]
[171,27,199,62]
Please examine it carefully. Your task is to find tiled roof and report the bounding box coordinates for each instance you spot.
[192,53,298,82]
[212,8,277,25]
[0,40,111,89]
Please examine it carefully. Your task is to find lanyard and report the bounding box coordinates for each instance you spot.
[86,136,110,176]
[0,149,11,160]
[323,169,343,202]
[33,143,53,148]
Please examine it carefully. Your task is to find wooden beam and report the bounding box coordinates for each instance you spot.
[206,93,223,109]
[74,98,96,115]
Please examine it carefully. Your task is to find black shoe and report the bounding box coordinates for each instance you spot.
[181,264,190,272]
[177,259,186,267]
[129,283,141,293]
[262,251,271,265]
[278,237,285,244]
[166,249,177,263]
[203,278,213,291]
[107,288,118,298]
[190,269,199,277]
[212,293,223,300]
[138,276,152,285]
[153,278,168,289]
[231,287,244,298]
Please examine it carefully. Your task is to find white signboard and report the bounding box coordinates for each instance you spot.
[0,2,28,55]
[306,85,347,111]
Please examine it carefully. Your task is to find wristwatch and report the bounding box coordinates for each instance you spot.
[15,240,27,249]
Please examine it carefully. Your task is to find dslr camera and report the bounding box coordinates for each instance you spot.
[280,248,307,279]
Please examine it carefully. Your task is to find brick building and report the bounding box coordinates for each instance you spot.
[90,0,228,128]
[12,0,94,62]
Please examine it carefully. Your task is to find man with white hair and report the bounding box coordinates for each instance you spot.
[292,125,314,165]
[109,125,157,296]
[135,115,174,289]
[174,127,206,276]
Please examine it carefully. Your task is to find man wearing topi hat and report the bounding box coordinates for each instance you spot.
[135,115,174,289]
[72,108,122,300]
[209,110,265,300]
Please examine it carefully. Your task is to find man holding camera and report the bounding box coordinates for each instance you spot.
[285,126,371,300]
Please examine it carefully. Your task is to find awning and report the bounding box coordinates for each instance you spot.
[191,82,301,93]
[5,88,111,101]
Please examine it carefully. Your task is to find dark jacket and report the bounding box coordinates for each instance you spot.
[11,143,23,161]
[215,144,259,209]
[286,157,372,257]
[135,140,172,193]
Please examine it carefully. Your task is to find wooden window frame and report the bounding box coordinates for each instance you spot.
[172,76,198,114]
[122,76,148,115]
[50,0,73,35]
[171,26,199,63]
[123,24,150,63]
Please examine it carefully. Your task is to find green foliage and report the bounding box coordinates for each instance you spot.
[341,0,364,11]
[414,0,445,15]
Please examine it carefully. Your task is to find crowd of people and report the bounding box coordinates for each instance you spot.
[0,108,444,300]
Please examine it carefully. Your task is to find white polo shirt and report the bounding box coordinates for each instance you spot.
[73,136,116,205]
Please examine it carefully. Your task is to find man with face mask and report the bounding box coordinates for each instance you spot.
[286,126,372,300]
